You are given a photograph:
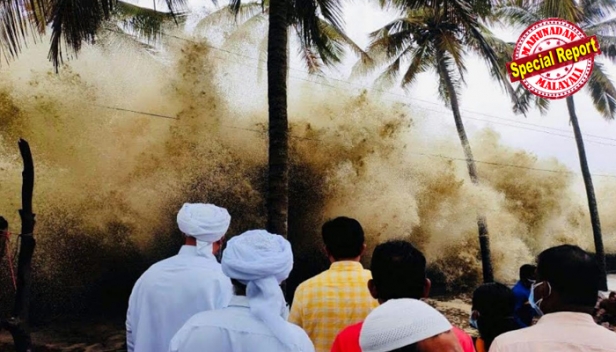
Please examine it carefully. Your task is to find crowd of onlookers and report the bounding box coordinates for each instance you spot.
[125,203,616,352]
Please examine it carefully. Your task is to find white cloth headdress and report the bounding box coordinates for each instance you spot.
[359,298,452,352]
[177,203,231,258]
[221,230,294,347]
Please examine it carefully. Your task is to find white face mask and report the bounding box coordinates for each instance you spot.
[529,281,551,317]
[469,311,479,329]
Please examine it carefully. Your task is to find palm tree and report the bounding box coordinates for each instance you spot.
[194,1,369,75]
[361,2,526,283]
[0,0,187,70]
[497,0,616,290]
[1,0,358,240]
[210,0,367,237]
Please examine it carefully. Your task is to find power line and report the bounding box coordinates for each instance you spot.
[94,104,616,179]
[98,29,616,177]
[107,27,616,145]
[146,29,616,144]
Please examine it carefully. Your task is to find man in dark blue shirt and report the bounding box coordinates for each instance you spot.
[512,264,536,327]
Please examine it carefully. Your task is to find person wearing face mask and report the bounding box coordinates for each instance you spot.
[511,264,536,327]
[489,245,616,352]
[469,283,521,352]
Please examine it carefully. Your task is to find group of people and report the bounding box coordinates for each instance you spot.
[126,203,616,352]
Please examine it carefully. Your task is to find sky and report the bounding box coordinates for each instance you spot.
[125,0,616,177]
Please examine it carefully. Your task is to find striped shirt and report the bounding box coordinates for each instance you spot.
[289,261,378,352]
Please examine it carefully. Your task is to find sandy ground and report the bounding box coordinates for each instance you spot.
[0,295,474,351]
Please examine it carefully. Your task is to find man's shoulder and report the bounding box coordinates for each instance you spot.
[491,325,535,346]
[295,271,330,291]
[511,282,527,293]
[451,326,474,350]
[288,322,315,347]
[338,321,363,339]
[180,308,234,329]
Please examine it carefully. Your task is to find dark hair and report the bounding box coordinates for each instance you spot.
[371,240,426,301]
[537,244,601,307]
[0,216,7,231]
[610,292,616,298]
[321,217,365,260]
[472,282,520,349]
[231,279,247,296]
[389,344,418,352]
[519,264,536,281]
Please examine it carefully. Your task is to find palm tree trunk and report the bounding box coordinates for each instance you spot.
[266,0,289,239]
[437,52,494,283]
[566,96,607,291]
[1,139,36,352]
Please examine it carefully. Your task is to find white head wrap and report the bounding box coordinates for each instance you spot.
[177,203,231,258]
[221,230,294,347]
[359,299,452,352]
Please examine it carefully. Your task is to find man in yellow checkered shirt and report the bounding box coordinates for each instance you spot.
[289,217,378,352]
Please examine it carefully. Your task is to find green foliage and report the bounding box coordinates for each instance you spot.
[198,0,369,74]
[361,2,524,113]
[1,0,190,71]
[496,0,616,119]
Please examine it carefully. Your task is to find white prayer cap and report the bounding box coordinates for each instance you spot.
[360,299,452,352]
[176,203,231,243]
[222,230,295,347]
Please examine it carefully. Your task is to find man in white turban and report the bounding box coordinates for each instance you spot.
[169,230,315,352]
[359,299,463,352]
[126,203,234,352]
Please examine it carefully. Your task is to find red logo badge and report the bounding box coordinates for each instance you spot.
[507,18,601,99]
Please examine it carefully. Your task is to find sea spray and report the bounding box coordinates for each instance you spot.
[0,31,614,320]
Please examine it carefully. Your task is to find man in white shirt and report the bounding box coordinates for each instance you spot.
[490,244,616,352]
[126,203,234,352]
[169,229,315,352]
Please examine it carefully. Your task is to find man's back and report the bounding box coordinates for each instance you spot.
[126,246,233,352]
[289,261,378,352]
[511,281,533,327]
[169,296,315,352]
[490,312,616,352]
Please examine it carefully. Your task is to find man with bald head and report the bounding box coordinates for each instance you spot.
[126,203,234,352]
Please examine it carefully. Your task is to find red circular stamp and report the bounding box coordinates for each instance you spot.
[507,18,601,100]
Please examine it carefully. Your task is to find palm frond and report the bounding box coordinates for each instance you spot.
[373,55,402,91]
[317,17,372,66]
[513,83,550,115]
[195,2,263,30]
[114,1,181,44]
[581,0,616,25]
[47,0,115,70]
[369,17,420,42]
[315,0,345,30]
[351,17,415,78]
[161,0,188,16]
[435,31,466,82]
[0,0,46,64]
[586,62,616,120]
[584,17,616,36]
[493,4,540,28]
[539,0,583,22]
[295,25,322,74]
[291,0,345,66]
[400,44,433,88]
[596,34,616,63]
[465,24,525,114]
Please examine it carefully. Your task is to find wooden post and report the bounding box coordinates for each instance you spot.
[1,139,36,352]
